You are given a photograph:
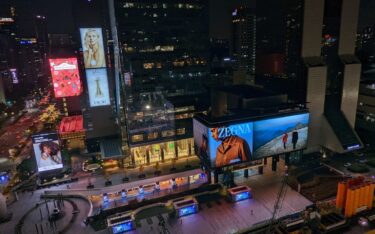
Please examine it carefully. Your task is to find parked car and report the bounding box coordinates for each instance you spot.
[344,163,352,167]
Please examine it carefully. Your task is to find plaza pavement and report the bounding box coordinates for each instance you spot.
[0,157,313,234]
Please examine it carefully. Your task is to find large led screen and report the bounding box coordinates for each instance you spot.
[193,119,210,167]
[80,28,106,69]
[49,58,82,98]
[253,113,309,158]
[86,68,110,107]
[208,122,253,168]
[32,132,63,172]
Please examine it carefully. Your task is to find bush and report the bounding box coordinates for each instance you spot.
[366,159,375,168]
[347,163,369,173]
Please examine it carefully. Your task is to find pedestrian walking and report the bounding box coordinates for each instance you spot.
[251,209,253,215]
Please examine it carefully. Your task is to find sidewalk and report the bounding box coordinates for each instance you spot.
[70,156,201,190]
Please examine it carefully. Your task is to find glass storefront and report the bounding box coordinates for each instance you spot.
[163,141,176,160]
[132,146,148,166]
[175,177,189,186]
[177,139,189,157]
[130,137,195,166]
[149,144,162,163]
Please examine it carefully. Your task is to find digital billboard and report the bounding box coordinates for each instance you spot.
[193,119,210,167]
[9,68,18,84]
[86,68,110,107]
[79,28,106,69]
[32,132,63,172]
[49,58,82,98]
[253,113,309,158]
[208,122,253,168]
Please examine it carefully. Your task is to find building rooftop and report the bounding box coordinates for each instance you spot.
[58,115,84,135]
[195,105,308,127]
[216,84,282,99]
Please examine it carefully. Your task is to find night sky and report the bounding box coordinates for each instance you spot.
[16,0,375,38]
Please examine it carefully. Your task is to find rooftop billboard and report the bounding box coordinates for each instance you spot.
[32,132,63,172]
[49,58,82,98]
[86,68,110,107]
[79,28,106,69]
[253,113,309,158]
[194,112,310,168]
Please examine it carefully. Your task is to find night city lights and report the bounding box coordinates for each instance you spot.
[1,0,375,234]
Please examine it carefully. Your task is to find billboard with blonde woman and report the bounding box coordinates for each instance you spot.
[80,28,106,68]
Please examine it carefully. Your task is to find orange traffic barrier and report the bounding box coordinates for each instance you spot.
[336,182,345,208]
[353,186,360,215]
[345,188,354,217]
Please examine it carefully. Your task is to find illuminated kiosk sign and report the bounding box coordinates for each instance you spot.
[32,132,63,172]
[49,58,82,98]
[228,186,252,202]
[173,198,199,217]
[112,222,134,234]
[107,213,134,234]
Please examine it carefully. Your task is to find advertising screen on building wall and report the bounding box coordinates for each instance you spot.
[208,122,253,168]
[86,68,110,107]
[9,68,18,84]
[79,28,106,69]
[253,113,309,158]
[32,132,63,172]
[49,58,82,98]
[194,119,254,168]
[194,112,310,168]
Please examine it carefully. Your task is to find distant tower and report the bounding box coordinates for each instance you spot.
[301,0,362,153]
[232,7,256,83]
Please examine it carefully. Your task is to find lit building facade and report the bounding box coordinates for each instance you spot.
[232,7,256,80]
[301,0,362,153]
[109,0,209,166]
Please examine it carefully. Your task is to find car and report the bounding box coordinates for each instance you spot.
[344,163,352,167]
[355,152,365,157]
[358,217,368,226]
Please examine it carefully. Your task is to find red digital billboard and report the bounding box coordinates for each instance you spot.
[49,58,82,98]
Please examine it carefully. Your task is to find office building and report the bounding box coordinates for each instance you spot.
[301,0,362,153]
[108,0,210,166]
[232,6,256,80]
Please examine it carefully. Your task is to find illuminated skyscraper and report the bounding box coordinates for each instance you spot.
[232,6,256,81]
[301,0,362,153]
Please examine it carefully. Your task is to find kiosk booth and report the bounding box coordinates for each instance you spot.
[107,212,134,234]
[227,186,251,202]
[173,198,199,217]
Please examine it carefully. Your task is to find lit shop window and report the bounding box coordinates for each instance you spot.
[160,45,174,51]
[131,134,144,142]
[176,128,186,135]
[143,63,154,69]
[123,2,134,8]
[148,132,159,140]
[173,61,185,67]
[124,46,134,53]
[162,130,175,137]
